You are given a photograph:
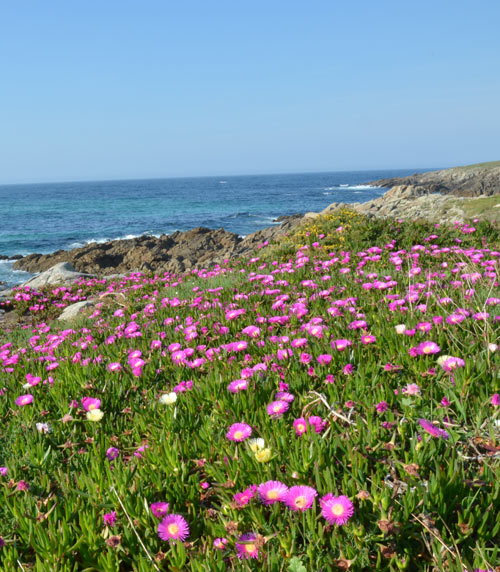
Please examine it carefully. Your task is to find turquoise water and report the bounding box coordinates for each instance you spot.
[0,169,427,286]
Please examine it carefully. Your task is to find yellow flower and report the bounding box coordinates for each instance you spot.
[86,409,104,422]
[254,448,272,463]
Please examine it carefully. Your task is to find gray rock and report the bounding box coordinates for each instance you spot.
[57,300,95,321]
[21,262,95,289]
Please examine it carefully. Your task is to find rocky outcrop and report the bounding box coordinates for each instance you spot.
[57,300,96,321]
[21,262,95,288]
[13,216,303,276]
[368,161,500,197]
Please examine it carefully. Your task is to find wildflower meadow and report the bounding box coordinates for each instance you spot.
[0,210,499,571]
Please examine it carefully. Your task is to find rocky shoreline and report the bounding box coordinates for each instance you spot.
[11,215,303,277]
[5,161,500,281]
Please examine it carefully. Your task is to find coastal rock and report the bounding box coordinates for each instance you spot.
[21,262,95,289]
[57,300,95,321]
[13,216,304,276]
[367,161,500,197]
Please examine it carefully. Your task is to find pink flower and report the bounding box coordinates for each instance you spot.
[416,341,440,355]
[308,416,326,433]
[257,480,288,505]
[227,379,248,393]
[108,362,122,372]
[226,423,252,442]
[106,447,119,460]
[361,334,376,344]
[158,514,189,542]
[320,494,354,525]
[81,397,101,411]
[103,511,117,527]
[491,393,500,406]
[293,417,308,436]
[150,502,169,518]
[15,394,33,407]
[375,401,389,413]
[267,400,289,417]
[284,485,317,511]
[236,532,259,559]
[403,383,421,396]
[234,485,257,507]
[332,339,352,351]
[418,419,449,440]
[213,537,228,550]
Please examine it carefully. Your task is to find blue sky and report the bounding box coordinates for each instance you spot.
[0,0,499,183]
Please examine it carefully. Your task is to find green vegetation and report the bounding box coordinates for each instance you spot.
[0,212,499,571]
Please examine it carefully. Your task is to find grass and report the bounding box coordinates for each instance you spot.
[0,212,499,571]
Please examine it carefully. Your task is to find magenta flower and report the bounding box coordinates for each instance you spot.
[361,334,376,344]
[375,401,389,413]
[332,339,352,351]
[418,419,450,440]
[257,480,288,505]
[266,400,289,417]
[103,511,117,527]
[293,417,308,436]
[0,467,7,476]
[308,415,326,433]
[81,397,101,411]
[106,447,119,460]
[158,514,190,542]
[440,356,465,372]
[284,485,317,511]
[416,341,440,355]
[227,379,248,393]
[236,533,259,559]
[226,423,252,442]
[15,394,33,407]
[213,537,228,550]
[150,502,170,518]
[320,494,354,525]
[234,485,257,507]
[491,393,500,406]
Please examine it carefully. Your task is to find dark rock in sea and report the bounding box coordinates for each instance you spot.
[9,254,24,260]
[13,216,304,276]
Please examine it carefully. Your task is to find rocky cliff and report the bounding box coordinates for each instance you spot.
[369,161,500,197]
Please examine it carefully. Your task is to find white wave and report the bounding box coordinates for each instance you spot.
[322,186,338,191]
[68,232,162,249]
[344,184,376,190]
[219,181,227,184]
[339,184,349,187]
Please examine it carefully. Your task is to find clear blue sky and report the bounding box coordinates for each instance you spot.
[1,0,499,183]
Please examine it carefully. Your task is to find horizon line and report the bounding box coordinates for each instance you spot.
[0,166,437,188]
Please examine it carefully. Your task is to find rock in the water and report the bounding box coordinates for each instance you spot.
[13,217,305,276]
[21,262,95,289]
[57,300,95,321]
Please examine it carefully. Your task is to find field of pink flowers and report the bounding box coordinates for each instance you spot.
[0,212,499,571]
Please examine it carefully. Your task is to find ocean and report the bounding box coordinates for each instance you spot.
[0,169,426,287]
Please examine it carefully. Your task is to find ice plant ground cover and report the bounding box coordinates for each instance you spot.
[0,210,499,571]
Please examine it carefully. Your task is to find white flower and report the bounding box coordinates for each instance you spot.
[86,409,104,422]
[488,343,498,353]
[36,422,51,434]
[395,324,407,334]
[159,392,177,405]
[248,438,265,453]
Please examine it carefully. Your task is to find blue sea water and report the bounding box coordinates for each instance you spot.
[0,169,427,286]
